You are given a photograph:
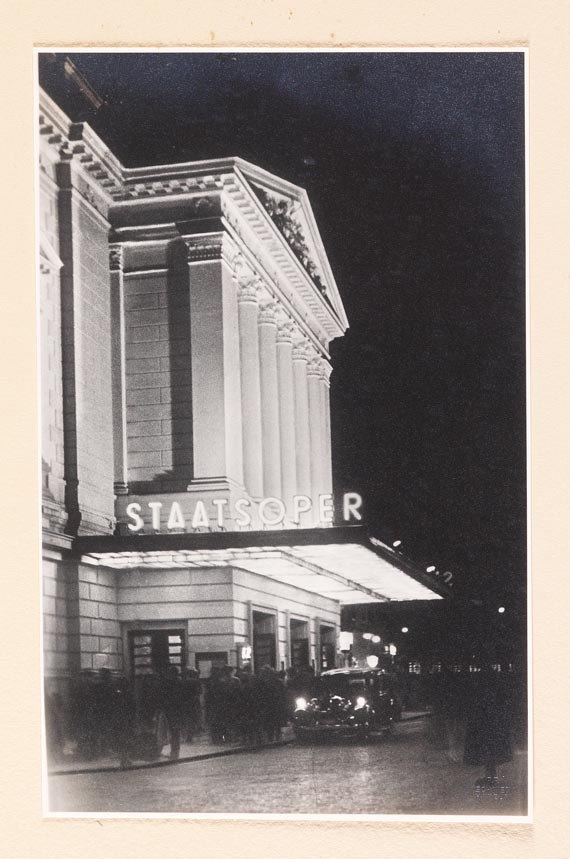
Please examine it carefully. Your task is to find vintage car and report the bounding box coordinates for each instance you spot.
[293,667,402,742]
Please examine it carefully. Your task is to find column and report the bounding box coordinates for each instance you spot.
[109,244,128,495]
[307,352,324,519]
[258,300,282,499]
[276,317,297,518]
[319,359,333,497]
[292,340,312,513]
[237,276,264,499]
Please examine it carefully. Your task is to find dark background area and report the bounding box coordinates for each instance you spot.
[39,51,526,630]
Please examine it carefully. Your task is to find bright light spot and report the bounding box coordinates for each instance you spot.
[392,540,402,548]
[401,627,409,633]
[498,606,506,614]
[295,697,307,711]
[426,565,436,572]
[362,632,373,640]
[339,631,353,650]
[371,635,381,644]
[389,644,397,656]
[366,655,379,668]
[355,696,367,707]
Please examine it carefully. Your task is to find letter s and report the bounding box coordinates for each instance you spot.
[126,502,144,532]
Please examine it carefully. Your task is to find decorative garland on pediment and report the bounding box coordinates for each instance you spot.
[252,186,328,300]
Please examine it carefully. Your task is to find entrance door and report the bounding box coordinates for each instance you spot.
[129,629,186,678]
[290,618,309,669]
[320,625,336,671]
[252,611,276,670]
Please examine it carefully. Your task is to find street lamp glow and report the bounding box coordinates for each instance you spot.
[498,606,506,614]
[401,627,408,633]
[426,565,436,572]
[366,656,379,669]
[389,644,397,656]
[392,540,402,548]
[362,632,373,640]
[371,635,381,644]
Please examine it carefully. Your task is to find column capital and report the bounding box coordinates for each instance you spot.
[237,277,262,304]
[306,355,323,378]
[109,244,124,272]
[258,300,279,325]
[292,339,311,362]
[321,360,333,383]
[276,316,296,344]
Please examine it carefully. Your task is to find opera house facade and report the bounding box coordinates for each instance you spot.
[39,87,444,695]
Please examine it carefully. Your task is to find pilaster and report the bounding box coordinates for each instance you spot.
[235,261,264,500]
[292,339,312,522]
[258,299,282,499]
[109,245,128,495]
[276,316,298,518]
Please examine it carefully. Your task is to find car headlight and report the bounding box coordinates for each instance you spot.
[295,697,307,711]
[355,696,367,709]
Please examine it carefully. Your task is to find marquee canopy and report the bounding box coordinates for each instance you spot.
[74,526,447,605]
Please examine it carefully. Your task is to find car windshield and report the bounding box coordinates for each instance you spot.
[321,674,368,698]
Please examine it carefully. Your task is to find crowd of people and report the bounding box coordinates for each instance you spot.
[205,665,288,745]
[45,657,524,795]
[45,663,312,764]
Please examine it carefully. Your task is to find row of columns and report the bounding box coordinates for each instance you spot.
[234,257,333,521]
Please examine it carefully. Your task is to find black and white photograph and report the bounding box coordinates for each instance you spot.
[37,48,528,819]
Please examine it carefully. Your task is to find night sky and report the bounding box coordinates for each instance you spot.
[39,51,526,611]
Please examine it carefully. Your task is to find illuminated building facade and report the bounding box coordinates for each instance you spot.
[39,87,443,694]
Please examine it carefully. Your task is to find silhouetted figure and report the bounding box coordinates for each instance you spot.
[463,663,513,790]
[160,665,183,758]
[257,665,287,741]
[181,668,202,742]
[237,671,262,745]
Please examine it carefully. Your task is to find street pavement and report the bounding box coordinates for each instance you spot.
[48,720,528,817]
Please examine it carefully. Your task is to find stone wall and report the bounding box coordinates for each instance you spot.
[124,266,193,491]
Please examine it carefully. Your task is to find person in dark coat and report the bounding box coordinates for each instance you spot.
[463,661,514,786]
[237,670,262,745]
[161,665,183,758]
[257,665,287,741]
[180,668,202,742]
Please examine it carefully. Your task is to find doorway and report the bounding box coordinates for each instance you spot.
[129,628,186,678]
[289,618,310,669]
[252,610,276,670]
[319,625,336,671]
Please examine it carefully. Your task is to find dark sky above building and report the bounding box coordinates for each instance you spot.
[39,51,526,610]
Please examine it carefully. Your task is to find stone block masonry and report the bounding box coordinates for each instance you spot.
[124,270,194,491]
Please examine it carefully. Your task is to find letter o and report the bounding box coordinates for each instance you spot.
[258,497,286,526]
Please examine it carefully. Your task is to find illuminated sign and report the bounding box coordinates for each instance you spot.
[125,492,363,533]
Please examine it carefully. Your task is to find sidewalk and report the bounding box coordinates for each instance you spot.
[49,727,295,776]
[49,711,432,776]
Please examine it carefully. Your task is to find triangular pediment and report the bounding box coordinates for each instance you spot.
[233,160,348,330]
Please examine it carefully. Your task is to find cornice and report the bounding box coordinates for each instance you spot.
[38,88,348,348]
